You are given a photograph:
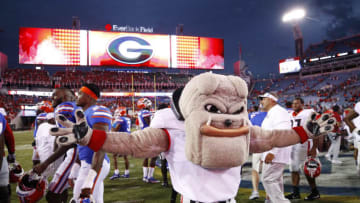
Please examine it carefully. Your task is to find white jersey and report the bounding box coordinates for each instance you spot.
[290,109,315,149]
[353,102,360,145]
[35,122,62,178]
[150,108,241,202]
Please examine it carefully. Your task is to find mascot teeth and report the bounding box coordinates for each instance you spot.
[200,119,249,137]
[206,116,212,126]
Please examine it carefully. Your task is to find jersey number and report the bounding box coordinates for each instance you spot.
[291,119,301,127]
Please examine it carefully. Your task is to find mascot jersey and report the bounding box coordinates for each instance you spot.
[249,111,267,126]
[33,113,47,137]
[138,109,151,129]
[79,105,111,164]
[112,116,131,133]
[150,108,241,202]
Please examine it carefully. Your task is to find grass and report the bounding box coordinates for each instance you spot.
[8,130,360,203]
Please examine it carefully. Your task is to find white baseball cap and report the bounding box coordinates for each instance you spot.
[258,92,278,102]
[0,108,7,116]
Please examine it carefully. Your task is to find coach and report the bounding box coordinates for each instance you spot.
[259,92,292,203]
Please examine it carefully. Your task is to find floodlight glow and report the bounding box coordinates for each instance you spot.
[282,8,306,22]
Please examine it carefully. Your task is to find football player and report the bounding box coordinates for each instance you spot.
[0,113,10,203]
[285,97,320,201]
[33,87,79,203]
[344,101,360,176]
[137,98,160,183]
[73,83,111,203]
[109,106,131,179]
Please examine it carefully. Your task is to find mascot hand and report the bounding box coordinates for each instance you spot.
[50,109,92,146]
[305,113,336,138]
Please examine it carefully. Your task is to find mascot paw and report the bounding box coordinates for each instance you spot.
[305,112,336,138]
[50,109,93,146]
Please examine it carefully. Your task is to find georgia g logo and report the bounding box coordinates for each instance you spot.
[107,36,154,64]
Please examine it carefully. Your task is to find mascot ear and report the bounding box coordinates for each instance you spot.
[171,87,184,121]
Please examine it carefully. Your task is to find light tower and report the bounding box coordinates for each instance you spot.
[282,8,306,59]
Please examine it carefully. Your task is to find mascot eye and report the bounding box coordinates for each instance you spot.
[205,104,222,114]
[233,107,244,114]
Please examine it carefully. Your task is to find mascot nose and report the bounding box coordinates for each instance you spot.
[224,119,232,127]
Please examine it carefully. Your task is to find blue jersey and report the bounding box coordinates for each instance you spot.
[249,111,267,127]
[33,113,47,137]
[138,109,151,129]
[112,116,131,133]
[79,105,112,164]
[0,113,6,136]
[54,101,78,127]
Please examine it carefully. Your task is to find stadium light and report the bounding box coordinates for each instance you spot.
[282,8,306,23]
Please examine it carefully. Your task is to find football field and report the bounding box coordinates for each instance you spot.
[9,130,360,203]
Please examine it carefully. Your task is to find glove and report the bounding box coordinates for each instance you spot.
[50,109,93,146]
[304,113,336,138]
[7,153,15,163]
[79,195,94,203]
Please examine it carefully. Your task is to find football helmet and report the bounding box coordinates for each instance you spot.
[304,158,321,178]
[9,162,24,183]
[37,101,53,113]
[16,172,47,203]
[137,98,152,109]
[114,106,127,117]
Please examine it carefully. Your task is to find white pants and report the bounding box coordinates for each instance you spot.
[181,195,236,203]
[73,160,110,203]
[0,157,9,186]
[290,141,312,172]
[261,162,290,203]
[327,133,341,160]
[48,147,78,193]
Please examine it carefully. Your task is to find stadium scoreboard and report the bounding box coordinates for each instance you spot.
[19,27,224,70]
[279,57,301,74]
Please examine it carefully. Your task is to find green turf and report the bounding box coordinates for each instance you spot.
[8,130,360,203]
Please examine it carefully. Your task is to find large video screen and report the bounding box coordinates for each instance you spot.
[170,36,224,69]
[19,27,87,65]
[279,57,301,74]
[19,27,224,69]
[89,31,170,67]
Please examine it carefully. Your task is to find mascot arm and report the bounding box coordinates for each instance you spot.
[249,126,306,153]
[249,112,335,153]
[90,128,170,158]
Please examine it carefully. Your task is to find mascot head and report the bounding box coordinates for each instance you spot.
[178,72,250,169]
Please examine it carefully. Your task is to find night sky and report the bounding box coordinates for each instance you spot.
[1,0,360,77]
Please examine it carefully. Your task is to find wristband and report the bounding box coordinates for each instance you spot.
[293,126,309,143]
[88,130,107,152]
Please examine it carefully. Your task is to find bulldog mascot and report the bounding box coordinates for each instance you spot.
[51,73,335,203]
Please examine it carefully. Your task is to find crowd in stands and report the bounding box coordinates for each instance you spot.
[2,69,52,88]
[249,69,360,111]
[304,34,360,58]
[3,69,191,92]
[2,66,360,123]
[0,94,50,120]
